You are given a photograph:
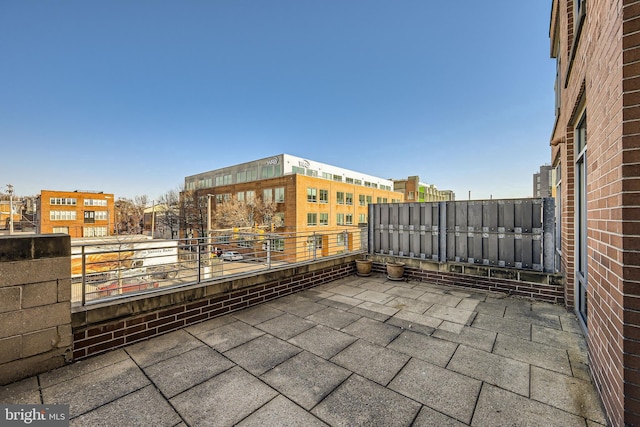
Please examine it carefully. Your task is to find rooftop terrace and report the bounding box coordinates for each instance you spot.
[1,273,605,426]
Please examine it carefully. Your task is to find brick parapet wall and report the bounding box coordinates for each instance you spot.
[72,258,356,360]
[370,258,565,305]
[0,234,72,386]
[71,253,565,361]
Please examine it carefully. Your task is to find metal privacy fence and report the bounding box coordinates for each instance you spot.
[368,198,555,272]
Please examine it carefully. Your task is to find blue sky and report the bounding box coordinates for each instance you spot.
[1,1,554,201]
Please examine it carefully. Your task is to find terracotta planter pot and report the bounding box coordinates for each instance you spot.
[355,259,373,276]
[386,262,405,281]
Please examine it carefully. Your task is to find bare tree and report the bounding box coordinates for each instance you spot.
[115,195,148,234]
[213,196,282,230]
[179,189,208,238]
[155,188,181,239]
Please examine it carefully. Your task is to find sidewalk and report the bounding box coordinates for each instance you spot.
[1,274,607,426]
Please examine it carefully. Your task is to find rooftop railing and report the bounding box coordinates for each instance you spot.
[71,227,366,306]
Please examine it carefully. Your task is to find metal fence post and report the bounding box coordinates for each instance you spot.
[266,239,271,269]
[542,197,556,273]
[439,202,447,263]
[368,203,374,255]
[196,242,201,283]
[81,245,86,306]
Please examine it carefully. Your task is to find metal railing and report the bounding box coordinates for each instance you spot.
[71,227,366,306]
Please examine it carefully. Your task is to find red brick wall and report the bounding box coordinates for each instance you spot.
[72,262,355,360]
[550,0,640,425]
[372,263,565,305]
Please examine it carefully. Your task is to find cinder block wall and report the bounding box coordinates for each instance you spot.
[0,234,72,385]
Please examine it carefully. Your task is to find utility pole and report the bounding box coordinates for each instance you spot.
[6,184,14,235]
[151,200,155,238]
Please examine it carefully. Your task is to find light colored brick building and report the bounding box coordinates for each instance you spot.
[392,176,455,202]
[184,154,404,259]
[549,0,640,424]
[37,190,115,238]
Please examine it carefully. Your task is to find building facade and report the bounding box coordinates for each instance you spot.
[532,165,553,198]
[184,154,404,259]
[549,1,640,424]
[37,190,115,238]
[392,176,455,202]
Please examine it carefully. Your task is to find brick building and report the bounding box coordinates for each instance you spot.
[532,165,553,198]
[37,190,115,238]
[184,154,404,259]
[392,176,455,202]
[549,0,640,424]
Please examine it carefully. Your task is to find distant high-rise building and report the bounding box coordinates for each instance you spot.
[532,165,553,198]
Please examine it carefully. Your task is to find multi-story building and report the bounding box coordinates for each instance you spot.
[36,190,115,238]
[392,176,455,202]
[532,165,553,197]
[184,154,404,259]
[549,1,640,424]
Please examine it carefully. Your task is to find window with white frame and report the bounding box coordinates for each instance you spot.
[319,213,328,226]
[307,188,317,203]
[50,198,77,206]
[275,187,285,203]
[50,211,77,221]
[307,213,317,226]
[319,189,328,203]
[263,189,273,203]
[83,226,107,237]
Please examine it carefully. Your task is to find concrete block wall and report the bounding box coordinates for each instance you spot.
[0,234,72,385]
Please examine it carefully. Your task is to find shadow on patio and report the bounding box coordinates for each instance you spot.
[1,273,606,426]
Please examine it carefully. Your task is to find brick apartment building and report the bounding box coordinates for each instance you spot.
[532,165,553,198]
[36,190,115,238]
[392,176,455,202]
[550,0,640,424]
[184,154,404,259]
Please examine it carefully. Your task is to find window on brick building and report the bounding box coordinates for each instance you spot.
[319,213,328,226]
[554,164,562,273]
[275,187,285,203]
[307,188,317,203]
[307,213,317,226]
[575,111,588,326]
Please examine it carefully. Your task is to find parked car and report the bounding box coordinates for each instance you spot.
[221,251,243,261]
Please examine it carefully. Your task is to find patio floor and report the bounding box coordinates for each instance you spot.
[1,274,607,426]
